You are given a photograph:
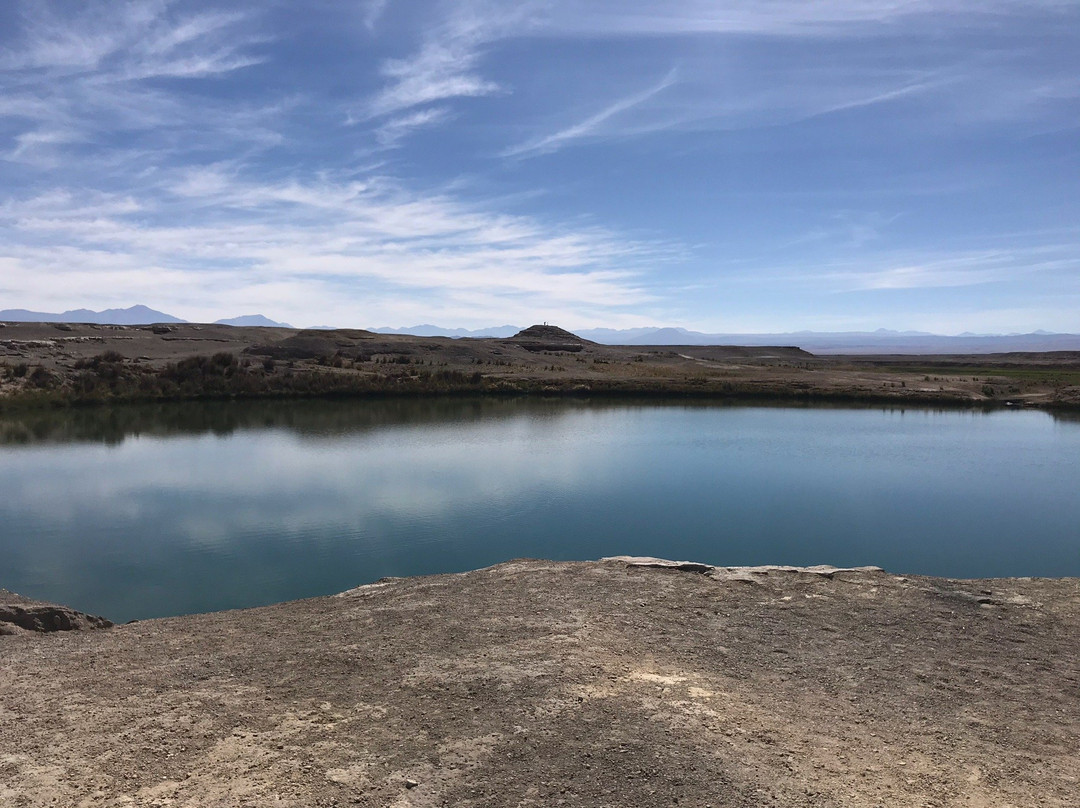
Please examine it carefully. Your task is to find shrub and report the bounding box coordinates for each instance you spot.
[74,351,125,370]
[28,366,53,388]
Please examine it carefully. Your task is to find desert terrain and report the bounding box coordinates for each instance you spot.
[2,557,1078,807]
[1,320,1079,409]
[4,322,1078,805]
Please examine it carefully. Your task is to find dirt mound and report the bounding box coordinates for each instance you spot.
[246,328,376,360]
[0,590,113,635]
[507,324,591,352]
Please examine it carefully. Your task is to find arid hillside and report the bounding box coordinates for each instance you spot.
[2,320,1079,408]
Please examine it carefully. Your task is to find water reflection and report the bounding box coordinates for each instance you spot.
[1,399,1078,622]
[2,396,1049,447]
[0,397,557,446]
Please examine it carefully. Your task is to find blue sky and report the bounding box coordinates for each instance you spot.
[1,0,1077,332]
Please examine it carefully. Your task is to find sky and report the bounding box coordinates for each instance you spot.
[0,0,1078,333]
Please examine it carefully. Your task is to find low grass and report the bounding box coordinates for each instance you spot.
[880,365,1080,384]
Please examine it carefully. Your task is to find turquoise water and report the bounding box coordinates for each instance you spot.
[1,399,1078,622]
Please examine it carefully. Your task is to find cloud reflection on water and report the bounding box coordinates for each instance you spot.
[2,399,1078,622]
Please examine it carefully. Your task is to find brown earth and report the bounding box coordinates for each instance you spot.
[1,558,1078,807]
[2,321,1079,408]
[0,589,113,635]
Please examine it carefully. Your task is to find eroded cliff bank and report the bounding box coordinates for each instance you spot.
[2,558,1078,807]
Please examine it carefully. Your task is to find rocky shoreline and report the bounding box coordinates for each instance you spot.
[2,558,1078,806]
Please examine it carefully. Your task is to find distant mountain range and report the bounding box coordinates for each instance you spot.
[3,306,1079,354]
[0,304,187,325]
[0,306,292,329]
[213,314,295,328]
[576,326,1080,355]
[374,324,1080,354]
[371,324,521,338]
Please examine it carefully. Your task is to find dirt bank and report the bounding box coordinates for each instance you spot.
[2,558,1078,807]
[0,588,113,635]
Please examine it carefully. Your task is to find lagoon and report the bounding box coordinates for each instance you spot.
[1,398,1078,622]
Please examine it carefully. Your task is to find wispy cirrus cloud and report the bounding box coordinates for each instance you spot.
[356,0,544,141]
[0,3,674,326]
[748,243,1080,294]
[374,107,453,147]
[1,0,1076,333]
[500,65,954,160]
[504,68,680,158]
[0,165,674,327]
[362,2,532,120]
[1,2,263,76]
[533,0,1073,37]
[345,41,489,144]
[687,238,1080,333]
[0,1,269,165]
[368,41,500,118]
[359,0,1077,155]
[841,249,1080,292]
[361,0,391,32]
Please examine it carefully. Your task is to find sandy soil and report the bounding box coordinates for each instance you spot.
[2,321,1079,408]
[2,558,1078,807]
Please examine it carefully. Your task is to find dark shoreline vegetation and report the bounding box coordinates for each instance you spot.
[0,354,1036,412]
[0,355,975,404]
[1,352,1077,413]
[2,321,1079,412]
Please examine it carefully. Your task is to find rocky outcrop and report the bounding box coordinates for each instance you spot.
[0,590,113,635]
[2,559,1078,807]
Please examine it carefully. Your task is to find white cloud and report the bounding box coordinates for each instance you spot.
[367,40,500,118]
[361,0,547,122]
[504,69,679,158]
[0,1,269,166]
[1,0,1075,333]
[361,0,1076,155]
[374,107,453,147]
[362,3,526,120]
[2,2,261,75]
[743,244,1080,294]
[0,166,673,327]
[5,128,81,165]
[362,0,391,32]
[533,0,1071,37]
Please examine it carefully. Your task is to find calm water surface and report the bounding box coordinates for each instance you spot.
[2,398,1078,622]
